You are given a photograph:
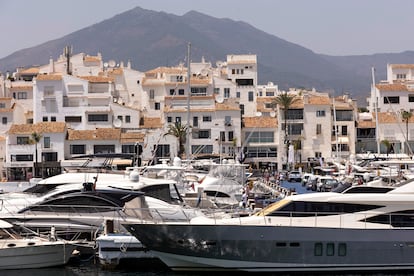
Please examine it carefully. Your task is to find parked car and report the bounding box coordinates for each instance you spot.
[317,176,339,192]
[287,171,302,182]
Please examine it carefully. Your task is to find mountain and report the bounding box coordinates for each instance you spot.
[1,7,414,103]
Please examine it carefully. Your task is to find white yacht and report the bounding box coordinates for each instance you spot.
[123,181,414,272]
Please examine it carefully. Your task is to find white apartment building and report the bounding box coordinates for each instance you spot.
[5,122,66,180]
[365,64,414,155]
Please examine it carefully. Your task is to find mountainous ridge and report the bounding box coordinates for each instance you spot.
[1,6,414,102]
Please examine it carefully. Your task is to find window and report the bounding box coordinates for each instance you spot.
[42,152,57,162]
[43,137,50,148]
[0,103,5,108]
[51,116,56,122]
[248,91,254,102]
[397,73,406,80]
[191,145,213,154]
[338,243,347,256]
[17,137,30,145]
[65,116,82,123]
[88,114,108,122]
[326,243,335,256]
[384,96,399,104]
[245,132,274,143]
[228,131,234,142]
[341,125,348,135]
[409,94,414,102]
[193,117,198,127]
[167,117,172,123]
[169,89,175,95]
[155,102,160,110]
[125,115,131,123]
[316,124,322,135]
[178,89,184,95]
[236,92,240,98]
[70,145,85,154]
[214,88,220,94]
[149,89,155,99]
[11,154,33,161]
[220,131,225,142]
[42,116,48,122]
[175,117,181,123]
[224,88,230,98]
[191,87,207,96]
[314,243,323,256]
[122,145,135,154]
[94,145,115,154]
[17,92,27,99]
[316,110,326,117]
[198,130,210,138]
[225,116,232,126]
[2,117,7,124]
[203,116,212,122]
[232,69,235,74]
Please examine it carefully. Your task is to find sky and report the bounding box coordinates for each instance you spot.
[1,0,413,59]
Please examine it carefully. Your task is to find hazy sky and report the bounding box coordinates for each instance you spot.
[1,0,413,58]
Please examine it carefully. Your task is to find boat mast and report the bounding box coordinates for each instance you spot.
[186,43,191,160]
[372,67,380,155]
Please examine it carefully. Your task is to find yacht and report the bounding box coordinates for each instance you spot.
[123,181,414,272]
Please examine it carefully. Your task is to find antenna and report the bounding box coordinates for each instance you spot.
[215,95,224,103]
[113,118,122,128]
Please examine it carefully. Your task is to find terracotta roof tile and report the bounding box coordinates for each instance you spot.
[145,67,186,75]
[84,55,101,62]
[308,96,331,105]
[377,112,399,124]
[67,128,121,140]
[391,64,414,69]
[10,85,32,90]
[140,117,162,129]
[36,74,63,81]
[376,83,409,91]
[120,132,145,143]
[79,76,114,83]
[20,67,39,74]
[8,122,66,134]
[243,116,277,128]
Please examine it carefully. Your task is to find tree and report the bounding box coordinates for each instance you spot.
[30,132,42,177]
[401,110,413,155]
[164,122,189,158]
[271,92,300,170]
[381,139,392,156]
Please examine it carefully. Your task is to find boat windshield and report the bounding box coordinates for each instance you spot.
[22,184,61,196]
[254,198,291,216]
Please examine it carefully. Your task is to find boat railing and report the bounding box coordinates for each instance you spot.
[119,207,414,230]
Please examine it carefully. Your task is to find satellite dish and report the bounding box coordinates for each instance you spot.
[216,60,224,67]
[108,60,116,67]
[103,62,109,68]
[215,95,224,103]
[113,118,122,128]
[255,112,262,117]
[200,69,208,77]
[270,111,276,117]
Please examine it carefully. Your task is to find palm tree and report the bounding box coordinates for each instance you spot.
[381,139,392,156]
[401,110,413,155]
[164,121,189,158]
[30,132,42,177]
[271,92,300,169]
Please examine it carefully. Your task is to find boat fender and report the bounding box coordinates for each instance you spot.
[120,243,127,253]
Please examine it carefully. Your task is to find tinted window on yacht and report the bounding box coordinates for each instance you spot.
[268,201,384,217]
[21,195,120,213]
[364,210,414,227]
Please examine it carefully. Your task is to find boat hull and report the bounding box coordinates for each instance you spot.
[123,223,414,272]
[0,240,75,269]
